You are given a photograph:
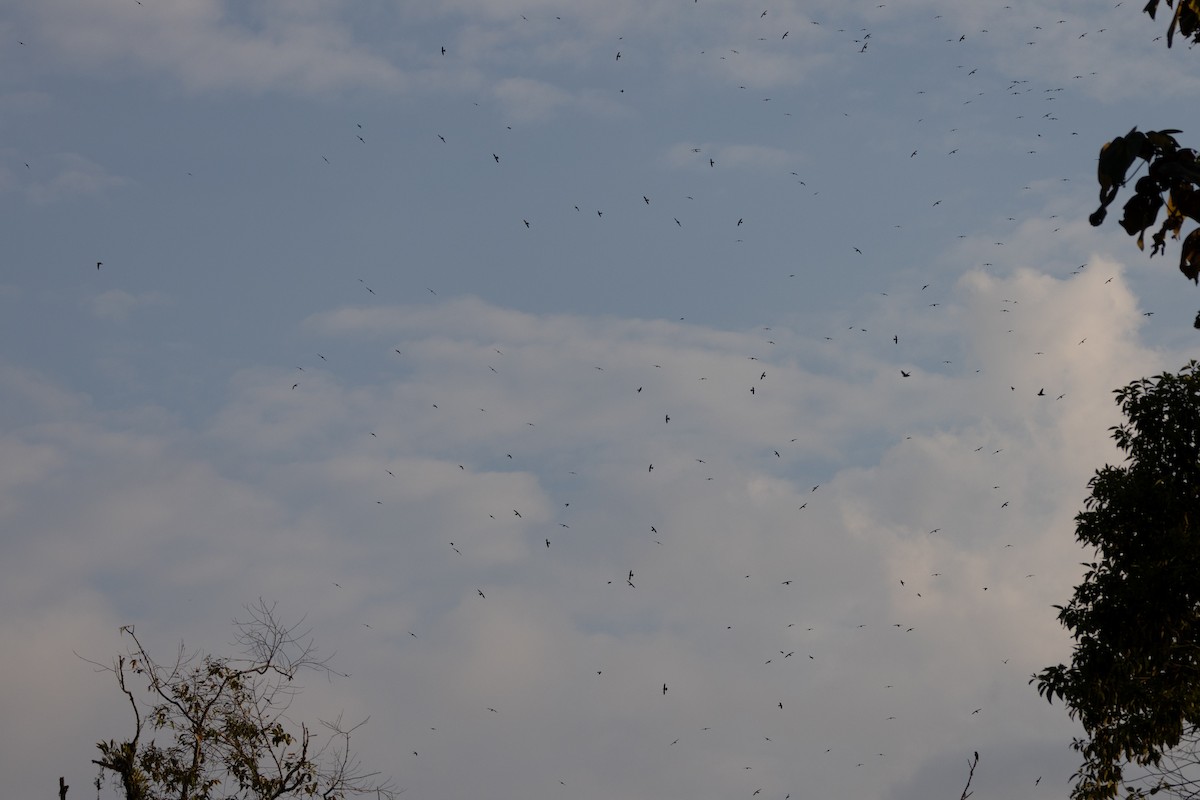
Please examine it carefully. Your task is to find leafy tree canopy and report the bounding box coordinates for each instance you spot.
[1035,362,1200,800]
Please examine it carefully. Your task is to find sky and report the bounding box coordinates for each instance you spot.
[3,1,1200,799]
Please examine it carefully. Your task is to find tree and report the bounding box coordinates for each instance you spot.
[1034,362,1200,800]
[85,599,398,800]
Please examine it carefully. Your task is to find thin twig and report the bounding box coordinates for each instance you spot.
[959,751,979,800]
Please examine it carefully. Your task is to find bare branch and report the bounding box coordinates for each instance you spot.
[958,751,979,800]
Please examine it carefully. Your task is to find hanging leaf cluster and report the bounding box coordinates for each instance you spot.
[1089,128,1200,284]
[1143,0,1200,48]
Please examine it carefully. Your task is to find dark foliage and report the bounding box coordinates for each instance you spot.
[1089,128,1200,286]
[1142,1,1200,48]
[1035,363,1200,800]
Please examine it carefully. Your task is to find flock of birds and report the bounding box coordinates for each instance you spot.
[65,2,1160,799]
[259,6,1139,800]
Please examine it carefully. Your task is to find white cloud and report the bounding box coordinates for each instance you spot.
[0,91,54,118]
[689,45,833,91]
[492,76,573,122]
[2,261,1183,798]
[664,141,800,171]
[24,0,406,94]
[26,153,127,205]
[489,76,629,123]
[88,290,170,323]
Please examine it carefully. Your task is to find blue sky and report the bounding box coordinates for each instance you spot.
[3,1,1199,799]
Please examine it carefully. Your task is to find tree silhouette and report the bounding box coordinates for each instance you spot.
[1035,363,1200,800]
[85,600,397,800]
